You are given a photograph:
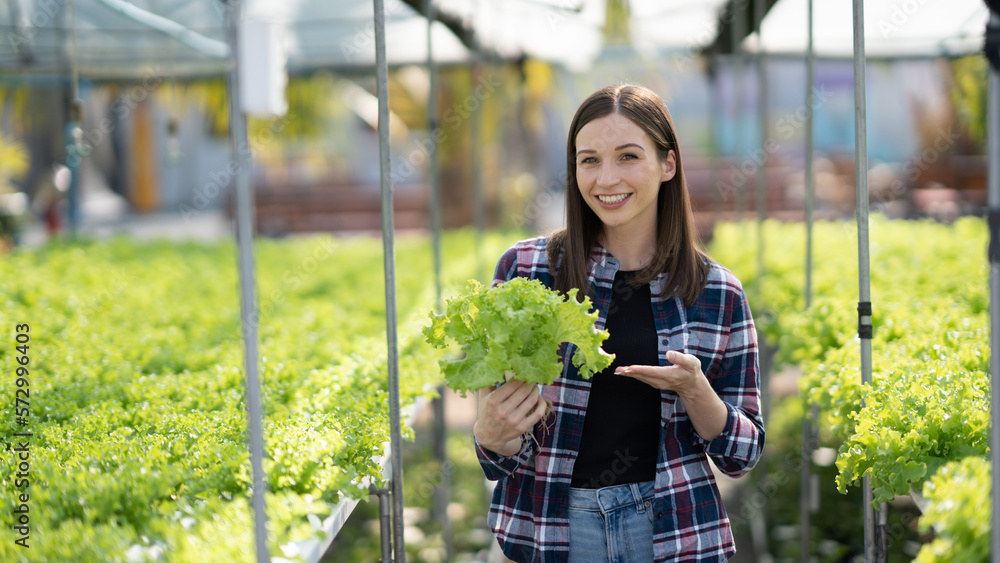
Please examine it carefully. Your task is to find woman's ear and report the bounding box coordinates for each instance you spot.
[661,150,677,182]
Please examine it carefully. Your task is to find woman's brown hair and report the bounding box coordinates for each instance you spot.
[547,83,709,307]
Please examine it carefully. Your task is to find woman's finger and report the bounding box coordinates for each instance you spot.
[509,385,541,420]
[666,350,701,372]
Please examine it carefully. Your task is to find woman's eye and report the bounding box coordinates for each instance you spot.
[621,153,638,160]
[580,157,596,164]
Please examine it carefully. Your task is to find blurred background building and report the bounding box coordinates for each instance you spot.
[0,0,990,245]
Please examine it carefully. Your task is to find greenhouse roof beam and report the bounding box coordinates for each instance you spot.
[702,0,779,56]
[399,0,481,52]
[94,0,228,59]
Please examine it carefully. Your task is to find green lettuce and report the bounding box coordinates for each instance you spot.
[423,277,614,394]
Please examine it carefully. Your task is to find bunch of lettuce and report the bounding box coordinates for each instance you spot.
[423,277,614,394]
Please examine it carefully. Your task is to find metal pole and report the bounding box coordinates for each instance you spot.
[371,485,394,563]
[426,0,443,315]
[805,0,815,312]
[755,0,768,286]
[373,0,406,560]
[988,13,1000,563]
[66,0,80,237]
[472,58,486,281]
[732,0,747,219]
[426,4,452,561]
[850,0,877,561]
[800,2,816,561]
[223,2,268,562]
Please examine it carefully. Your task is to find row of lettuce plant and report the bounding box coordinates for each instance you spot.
[0,230,515,562]
[708,216,988,561]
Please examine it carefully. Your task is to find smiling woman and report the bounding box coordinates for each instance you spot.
[472,84,765,563]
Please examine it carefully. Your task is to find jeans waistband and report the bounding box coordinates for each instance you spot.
[568,480,655,514]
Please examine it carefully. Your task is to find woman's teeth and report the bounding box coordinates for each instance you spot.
[598,194,629,204]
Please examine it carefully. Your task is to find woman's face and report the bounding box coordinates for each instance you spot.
[575,112,675,237]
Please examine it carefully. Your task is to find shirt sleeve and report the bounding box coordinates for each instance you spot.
[691,282,765,477]
[474,434,535,481]
[492,244,520,287]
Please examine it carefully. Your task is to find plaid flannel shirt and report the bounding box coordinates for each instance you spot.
[475,236,764,562]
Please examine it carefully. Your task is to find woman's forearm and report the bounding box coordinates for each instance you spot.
[679,376,729,442]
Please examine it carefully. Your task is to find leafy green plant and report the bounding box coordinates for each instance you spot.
[915,456,990,562]
[423,277,614,394]
[0,230,519,562]
[708,216,988,559]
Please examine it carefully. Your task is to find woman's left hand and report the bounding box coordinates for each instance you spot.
[615,350,706,397]
[616,350,729,442]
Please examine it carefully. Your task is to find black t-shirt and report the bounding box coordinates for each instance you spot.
[570,269,661,488]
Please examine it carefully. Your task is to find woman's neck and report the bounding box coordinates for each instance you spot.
[599,223,657,271]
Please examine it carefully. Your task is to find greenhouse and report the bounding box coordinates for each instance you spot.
[0,0,996,562]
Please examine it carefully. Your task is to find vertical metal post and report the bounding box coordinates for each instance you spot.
[755,0,768,286]
[988,13,1000,563]
[426,0,443,314]
[800,2,816,562]
[426,8,452,560]
[371,485,394,563]
[732,0,747,219]
[805,0,815,311]
[709,61,722,219]
[66,0,81,237]
[471,58,486,282]
[373,0,406,561]
[65,115,81,237]
[223,2,268,562]
[850,0,877,561]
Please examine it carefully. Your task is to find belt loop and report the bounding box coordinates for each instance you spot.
[630,483,645,513]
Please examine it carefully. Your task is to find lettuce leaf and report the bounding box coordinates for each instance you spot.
[422,278,614,394]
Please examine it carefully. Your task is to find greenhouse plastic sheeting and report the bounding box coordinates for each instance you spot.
[0,0,738,79]
[0,0,473,78]
[752,0,989,57]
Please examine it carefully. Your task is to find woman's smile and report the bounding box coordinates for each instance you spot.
[596,193,632,207]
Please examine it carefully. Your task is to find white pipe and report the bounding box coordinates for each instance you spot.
[96,0,229,58]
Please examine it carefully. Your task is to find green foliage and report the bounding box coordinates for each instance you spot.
[915,456,990,563]
[709,216,988,556]
[423,277,614,393]
[0,230,518,562]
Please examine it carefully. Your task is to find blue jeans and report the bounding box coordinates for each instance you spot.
[567,481,655,563]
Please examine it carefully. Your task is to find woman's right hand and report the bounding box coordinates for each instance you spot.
[473,379,548,456]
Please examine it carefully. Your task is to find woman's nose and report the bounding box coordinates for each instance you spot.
[596,162,619,186]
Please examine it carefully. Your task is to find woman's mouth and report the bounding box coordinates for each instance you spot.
[596,193,631,208]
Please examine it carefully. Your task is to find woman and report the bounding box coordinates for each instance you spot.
[473,84,764,562]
